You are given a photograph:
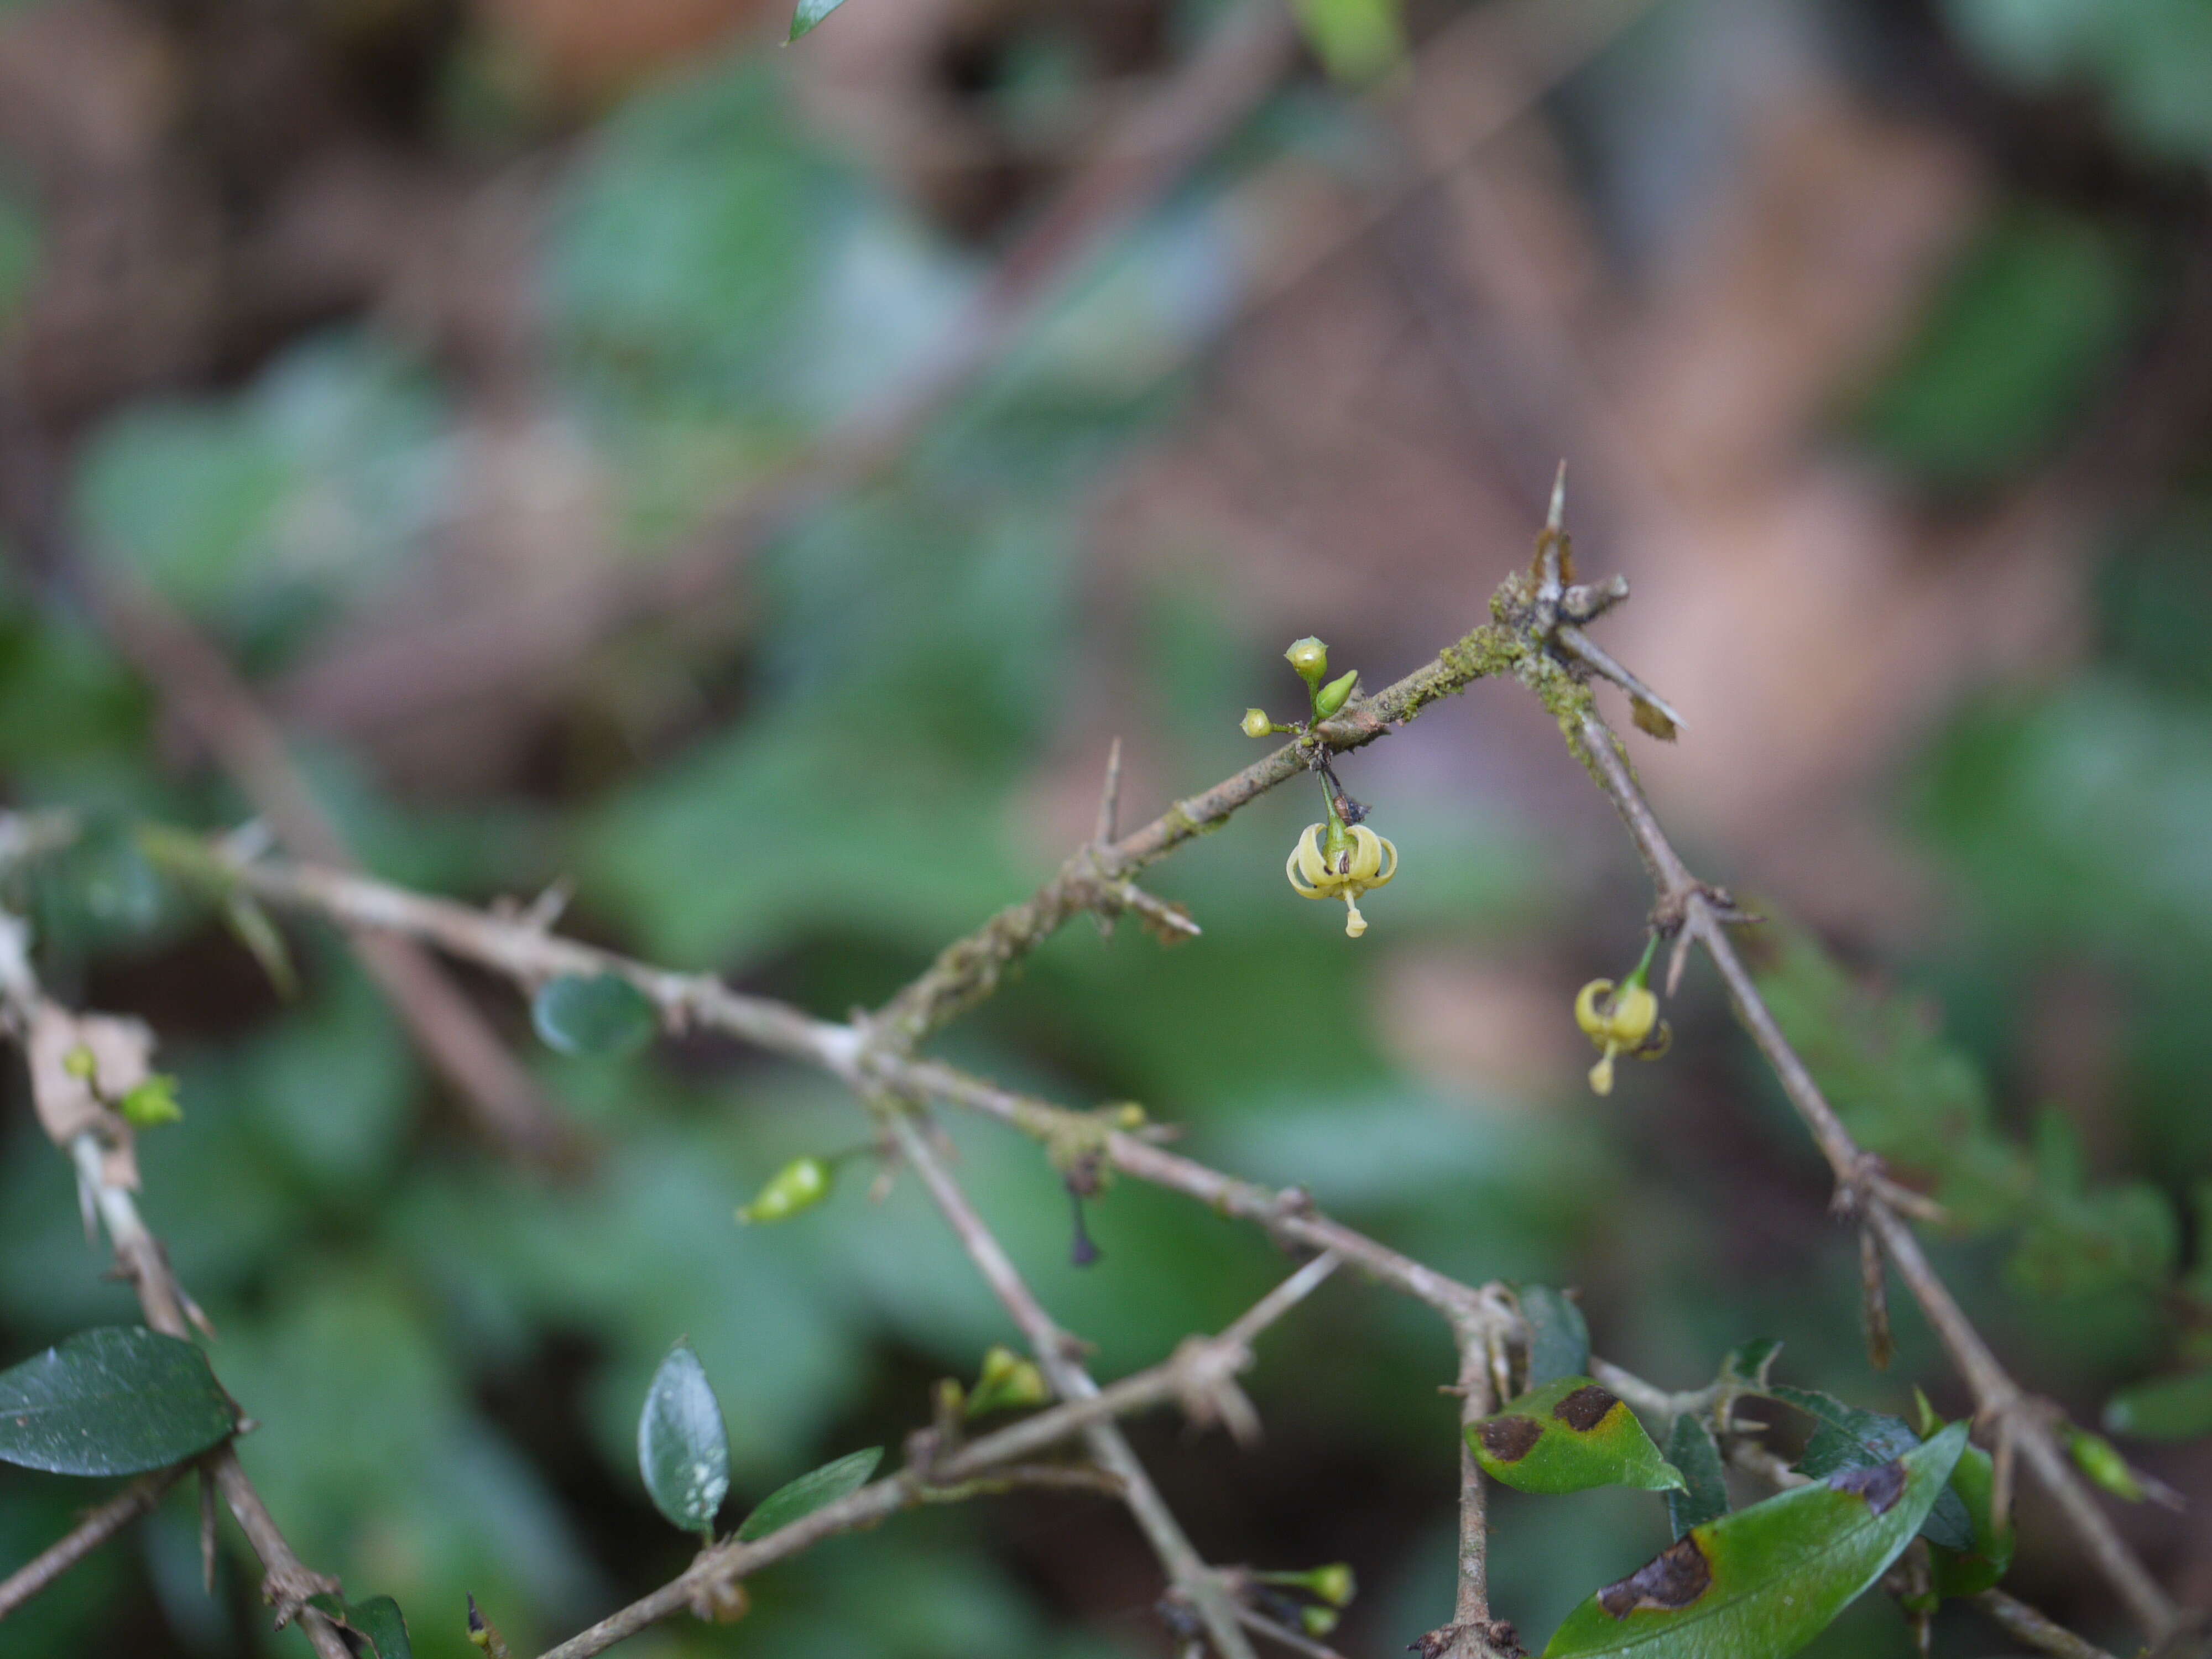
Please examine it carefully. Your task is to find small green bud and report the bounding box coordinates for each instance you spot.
[62,1045,96,1081]
[968,1344,1050,1416]
[1301,1606,1339,1638]
[1241,707,1273,739]
[737,1156,833,1224]
[1306,1564,1355,1608]
[1911,1386,1940,1440]
[118,1074,183,1129]
[1285,637,1329,687]
[2066,1427,2146,1501]
[1312,669,1358,719]
[1109,1102,1147,1130]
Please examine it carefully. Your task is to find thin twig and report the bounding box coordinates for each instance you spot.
[0,1468,184,1620]
[884,1109,1259,1659]
[1974,1589,2122,1659]
[529,1239,1338,1658]
[0,917,351,1658]
[90,575,576,1168]
[1568,695,2182,1639]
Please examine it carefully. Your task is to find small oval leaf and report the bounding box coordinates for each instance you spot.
[1665,1414,1729,1538]
[737,1446,884,1542]
[1543,1423,1968,1659]
[638,1342,728,1536]
[0,1326,237,1476]
[1520,1286,1590,1389]
[788,0,848,40]
[532,974,658,1058]
[1467,1376,1684,1495]
[309,1592,414,1659]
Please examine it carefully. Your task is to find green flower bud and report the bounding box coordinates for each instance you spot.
[1241,708,1273,739]
[1312,669,1359,719]
[2066,1427,2146,1502]
[1301,1606,1339,1638]
[62,1045,96,1081]
[737,1156,833,1224]
[1306,1564,1355,1608]
[1285,637,1329,687]
[968,1344,1051,1416]
[118,1074,183,1129]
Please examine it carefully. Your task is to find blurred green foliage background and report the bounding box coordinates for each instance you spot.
[1,0,2210,1652]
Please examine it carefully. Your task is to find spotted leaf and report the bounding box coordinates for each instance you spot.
[1467,1376,1684,1495]
[1543,1423,1967,1659]
[638,1340,728,1538]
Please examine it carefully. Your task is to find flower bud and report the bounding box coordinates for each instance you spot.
[1302,1607,1339,1638]
[1312,669,1359,719]
[1306,1564,1355,1607]
[118,1074,183,1129]
[1241,707,1273,739]
[62,1045,96,1081]
[737,1156,833,1224]
[968,1344,1051,1416]
[2066,1427,2146,1502]
[1285,637,1329,687]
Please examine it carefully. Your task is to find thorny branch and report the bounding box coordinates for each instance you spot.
[2,488,2187,1653]
[0,1467,184,1620]
[528,1251,1342,1659]
[0,916,352,1659]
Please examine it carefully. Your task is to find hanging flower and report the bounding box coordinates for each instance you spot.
[1574,937,1670,1094]
[1286,818,1399,937]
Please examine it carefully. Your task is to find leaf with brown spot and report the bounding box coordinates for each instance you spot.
[1465,1375,1684,1495]
[1543,1424,1966,1659]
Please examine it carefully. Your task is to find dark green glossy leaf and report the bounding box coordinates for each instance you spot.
[1467,1376,1683,1495]
[531,974,658,1058]
[2105,1368,2212,1440]
[1766,1385,1972,1550]
[1665,1415,1728,1538]
[0,1327,236,1476]
[1520,1286,1590,1388]
[788,0,848,40]
[1720,1339,1782,1391]
[637,1341,728,1536]
[1928,1433,2014,1598]
[1543,1424,1968,1659]
[307,1593,414,1659]
[737,1445,884,1541]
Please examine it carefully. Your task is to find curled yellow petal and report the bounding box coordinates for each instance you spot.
[1574,979,1614,1040]
[1367,834,1397,890]
[1295,825,1334,888]
[1286,842,1323,898]
[1636,1020,1672,1061]
[1345,825,1383,882]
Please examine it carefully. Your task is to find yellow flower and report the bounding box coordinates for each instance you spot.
[1286,822,1398,937]
[1574,973,1670,1095]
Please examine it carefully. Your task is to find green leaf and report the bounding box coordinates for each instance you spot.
[1721,1339,1782,1391]
[307,1593,414,1659]
[1290,0,1404,81]
[737,1444,884,1541]
[531,974,659,1059]
[1665,1415,1729,1539]
[2104,1368,2212,1439]
[1766,1385,1973,1551]
[1927,1434,2014,1598]
[787,0,847,41]
[1467,1376,1684,1495]
[637,1340,728,1536]
[1543,1424,1968,1659]
[0,1327,237,1476]
[1520,1286,1590,1388]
